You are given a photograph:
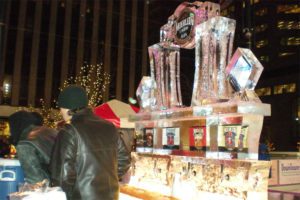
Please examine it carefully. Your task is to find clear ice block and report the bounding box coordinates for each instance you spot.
[192,16,236,106]
[148,42,182,110]
[160,15,175,43]
[226,48,264,92]
[136,76,157,112]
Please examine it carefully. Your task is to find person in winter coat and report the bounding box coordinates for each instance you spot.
[50,85,131,200]
[8,111,57,184]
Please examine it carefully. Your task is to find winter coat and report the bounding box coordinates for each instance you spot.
[16,125,57,184]
[50,108,131,200]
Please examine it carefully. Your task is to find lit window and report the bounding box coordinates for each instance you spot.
[280,37,300,46]
[256,88,271,96]
[278,52,296,57]
[255,24,268,33]
[256,40,268,48]
[255,8,268,16]
[274,83,296,94]
[277,4,300,14]
[288,84,296,93]
[277,20,300,30]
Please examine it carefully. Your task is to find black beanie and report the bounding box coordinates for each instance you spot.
[57,85,88,109]
[8,111,41,145]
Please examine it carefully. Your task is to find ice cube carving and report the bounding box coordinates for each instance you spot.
[226,48,264,92]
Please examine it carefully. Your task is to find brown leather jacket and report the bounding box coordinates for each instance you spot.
[50,108,131,200]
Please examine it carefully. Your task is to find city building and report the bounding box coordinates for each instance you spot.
[222,0,299,151]
[0,0,150,107]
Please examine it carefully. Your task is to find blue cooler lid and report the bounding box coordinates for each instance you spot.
[0,158,21,166]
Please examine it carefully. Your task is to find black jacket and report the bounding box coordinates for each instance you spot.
[17,125,57,184]
[50,108,131,200]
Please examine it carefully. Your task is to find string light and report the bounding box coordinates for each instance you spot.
[18,99,62,129]
[17,63,110,129]
[60,63,110,108]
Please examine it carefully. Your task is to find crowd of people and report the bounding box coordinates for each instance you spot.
[8,85,131,200]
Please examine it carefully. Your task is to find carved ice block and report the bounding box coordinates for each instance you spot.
[160,15,176,43]
[192,16,236,105]
[148,43,182,110]
[136,76,157,112]
[226,48,264,92]
[129,153,271,200]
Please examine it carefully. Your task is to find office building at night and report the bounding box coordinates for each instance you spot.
[0,0,150,107]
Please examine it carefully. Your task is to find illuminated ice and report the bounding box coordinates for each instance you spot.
[192,16,236,105]
[226,48,264,92]
[160,15,175,43]
[136,76,157,112]
[148,43,182,110]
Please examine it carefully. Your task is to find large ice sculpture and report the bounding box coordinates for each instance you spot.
[192,16,236,105]
[148,43,182,110]
[136,76,157,112]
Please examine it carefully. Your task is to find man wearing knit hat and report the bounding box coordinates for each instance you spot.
[50,85,131,200]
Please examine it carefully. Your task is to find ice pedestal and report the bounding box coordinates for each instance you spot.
[127,152,271,200]
[192,16,236,105]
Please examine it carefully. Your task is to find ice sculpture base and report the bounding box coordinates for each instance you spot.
[123,152,271,200]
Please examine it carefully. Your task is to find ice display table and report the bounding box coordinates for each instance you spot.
[122,102,272,200]
[131,101,270,160]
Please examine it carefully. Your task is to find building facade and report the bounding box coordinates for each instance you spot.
[222,0,299,151]
[0,0,150,107]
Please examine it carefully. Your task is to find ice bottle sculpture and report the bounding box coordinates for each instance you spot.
[191,16,236,105]
[148,43,182,110]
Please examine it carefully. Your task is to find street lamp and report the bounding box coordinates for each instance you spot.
[2,76,12,104]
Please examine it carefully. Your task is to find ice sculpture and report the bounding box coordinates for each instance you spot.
[225,48,264,102]
[148,43,182,110]
[160,15,176,43]
[192,16,236,105]
[136,76,157,112]
[226,48,264,91]
[172,1,220,49]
